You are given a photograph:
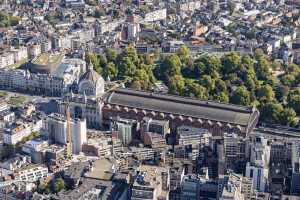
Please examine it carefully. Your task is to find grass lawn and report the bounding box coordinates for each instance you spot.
[8,95,26,106]
[0,91,7,98]
[7,58,28,69]
[33,53,50,65]
[33,53,63,65]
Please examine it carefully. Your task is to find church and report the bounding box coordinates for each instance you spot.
[58,63,259,136]
[58,62,105,129]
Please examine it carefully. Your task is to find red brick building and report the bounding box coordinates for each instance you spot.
[102,89,259,136]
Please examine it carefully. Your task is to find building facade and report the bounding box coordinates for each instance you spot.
[47,113,87,154]
[102,89,259,137]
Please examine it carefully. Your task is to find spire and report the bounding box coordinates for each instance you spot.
[83,90,87,103]
[87,61,93,71]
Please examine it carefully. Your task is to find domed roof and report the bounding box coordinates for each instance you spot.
[79,62,104,85]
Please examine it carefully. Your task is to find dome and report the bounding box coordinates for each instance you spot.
[79,68,104,84]
[78,62,105,97]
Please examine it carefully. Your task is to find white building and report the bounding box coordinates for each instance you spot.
[245,137,270,192]
[0,57,84,97]
[127,23,139,40]
[177,126,211,147]
[0,52,14,68]
[0,110,15,128]
[94,19,123,35]
[78,62,105,97]
[16,166,49,182]
[130,147,155,161]
[179,1,201,12]
[245,163,268,192]
[10,46,28,63]
[3,120,43,145]
[144,9,167,22]
[47,113,87,154]
[22,139,49,154]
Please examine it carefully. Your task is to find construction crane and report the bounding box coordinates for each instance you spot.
[64,101,72,159]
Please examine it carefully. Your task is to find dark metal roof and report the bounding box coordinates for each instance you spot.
[105,88,259,126]
[79,68,103,84]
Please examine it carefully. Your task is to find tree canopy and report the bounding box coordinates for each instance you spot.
[86,46,299,127]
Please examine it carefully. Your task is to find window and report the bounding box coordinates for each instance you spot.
[250,169,253,178]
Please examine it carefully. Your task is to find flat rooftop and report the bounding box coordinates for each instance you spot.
[85,159,114,181]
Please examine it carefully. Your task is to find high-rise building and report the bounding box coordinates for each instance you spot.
[223,133,248,171]
[245,138,270,192]
[112,117,136,146]
[245,163,269,192]
[291,142,300,195]
[141,117,170,137]
[47,113,87,154]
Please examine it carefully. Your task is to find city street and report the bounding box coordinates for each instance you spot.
[0,89,59,114]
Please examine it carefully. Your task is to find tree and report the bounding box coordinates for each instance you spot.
[119,45,139,65]
[85,53,101,73]
[118,57,137,78]
[256,84,275,102]
[140,54,154,65]
[286,63,300,74]
[103,62,118,80]
[199,75,215,91]
[168,75,185,95]
[241,55,254,69]
[287,89,300,114]
[195,55,221,77]
[227,73,242,86]
[132,69,152,90]
[255,56,271,80]
[53,178,65,193]
[280,108,298,127]
[244,74,257,91]
[215,79,227,92]
[37,183,47,194]
[260,102,283,124]
[254,48,265,60]
[221,52,241,74]
[213,92,229,103]
[281,74,296,86]
[230,86,251,106]
[176,45,190,65]
[160,54,182,81]
[105,48,118,63]
[185,81,208,100]
[275,85,289,101]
